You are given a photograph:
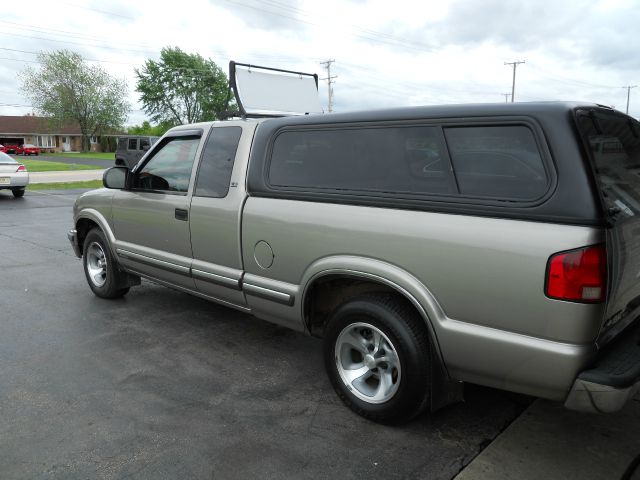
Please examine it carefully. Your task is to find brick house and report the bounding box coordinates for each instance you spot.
[0,115,118,152]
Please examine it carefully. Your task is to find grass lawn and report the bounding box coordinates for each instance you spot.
[47,152,115,160]
[21,159,100,172]
[28,180,103,190]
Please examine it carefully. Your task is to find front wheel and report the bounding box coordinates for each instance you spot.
[83,228,129,299]
[323,295,431,424]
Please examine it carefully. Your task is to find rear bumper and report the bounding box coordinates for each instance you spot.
[565,320,640,413]
[68,229,82,258]
[0,172,29,188]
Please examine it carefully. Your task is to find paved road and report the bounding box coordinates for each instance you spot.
[0,190,530,480]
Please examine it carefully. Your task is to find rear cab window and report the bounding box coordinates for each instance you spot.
[194,126,242,198]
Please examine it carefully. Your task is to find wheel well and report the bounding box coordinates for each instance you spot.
[75,218,99,254]
[304,275,420,338]
[304,274,464,411]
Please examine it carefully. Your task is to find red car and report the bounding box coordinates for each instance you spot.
[3,143,18,154]
[17,144,40,156]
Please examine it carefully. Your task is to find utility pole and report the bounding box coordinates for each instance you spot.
[624,85,637,114]
[502,93,511,103]
[504,60,525,103]
[320,59,337,113]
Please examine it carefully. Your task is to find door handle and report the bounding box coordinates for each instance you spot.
[175,208,189,221]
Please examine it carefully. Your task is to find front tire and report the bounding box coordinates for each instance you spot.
[83,228,129,299]
[323,295,431,424]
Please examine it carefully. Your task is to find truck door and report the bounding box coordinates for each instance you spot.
[111,130,202,289]
[189,124,251,309]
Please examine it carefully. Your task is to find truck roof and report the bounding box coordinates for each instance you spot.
[169,102,612,133]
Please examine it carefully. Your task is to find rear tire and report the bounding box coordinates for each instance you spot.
[82,228,130,299]
[323,294,431,424]
[12,188,25,198]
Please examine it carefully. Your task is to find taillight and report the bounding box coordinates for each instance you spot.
[16,165,26,172]
[546,245,606,302]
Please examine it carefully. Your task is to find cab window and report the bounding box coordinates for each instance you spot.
[194,127,242,198]
[133,137,200,193]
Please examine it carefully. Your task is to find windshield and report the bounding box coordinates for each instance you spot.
[0,151,17,163]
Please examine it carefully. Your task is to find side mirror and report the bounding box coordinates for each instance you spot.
[103,166,129,189]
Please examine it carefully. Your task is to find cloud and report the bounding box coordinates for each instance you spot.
[1,0,639,123]
[210,0,308,32]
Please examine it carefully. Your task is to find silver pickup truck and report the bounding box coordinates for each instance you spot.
[68,102,640,423]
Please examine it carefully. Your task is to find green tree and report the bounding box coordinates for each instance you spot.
[126,120,172,137]
[20,50,130,152]
[135,47,232,125]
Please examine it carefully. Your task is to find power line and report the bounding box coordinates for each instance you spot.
[526,64,620,89]
[504,60,525,103]
[0,30,157,56]
[222,0,436,53]
[59,1,136,20]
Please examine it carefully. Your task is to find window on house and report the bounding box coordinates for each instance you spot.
[35,135,55,148]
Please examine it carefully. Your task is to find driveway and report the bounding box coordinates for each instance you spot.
[0,189,530,480]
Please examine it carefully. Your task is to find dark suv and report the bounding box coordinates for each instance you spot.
[114,136,159,169]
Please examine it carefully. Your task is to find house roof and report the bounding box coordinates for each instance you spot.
[0,115,82,135]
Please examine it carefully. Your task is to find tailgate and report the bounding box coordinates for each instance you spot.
[576,108,640,344]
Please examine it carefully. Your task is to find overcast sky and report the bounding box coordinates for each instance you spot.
[0,0,639,125]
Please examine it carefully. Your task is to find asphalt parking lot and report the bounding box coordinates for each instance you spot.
[0,189,531,480]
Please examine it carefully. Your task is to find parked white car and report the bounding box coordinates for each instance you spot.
[0,151,28,197]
